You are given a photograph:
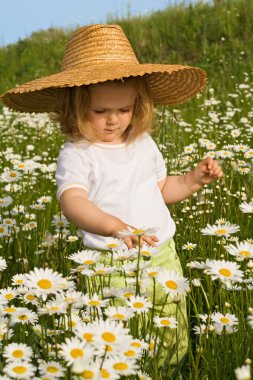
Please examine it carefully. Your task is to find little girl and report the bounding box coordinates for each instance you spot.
[1,24,223,367]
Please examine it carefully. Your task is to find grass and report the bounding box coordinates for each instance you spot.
[0,0,253,379]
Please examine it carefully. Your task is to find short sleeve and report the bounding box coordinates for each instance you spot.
[147,136,167,181]
[55,145,90,200]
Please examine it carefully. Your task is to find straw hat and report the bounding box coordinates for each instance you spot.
[0,24,207,113]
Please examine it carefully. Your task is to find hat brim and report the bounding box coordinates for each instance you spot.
[0,63,207,113]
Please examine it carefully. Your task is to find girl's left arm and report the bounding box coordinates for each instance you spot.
[159,157,223,204]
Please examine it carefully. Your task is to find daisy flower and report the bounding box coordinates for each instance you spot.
[59,337,94,367]
[138,371,152,380]
[93,264,117,276]
[39,361,65,378]
[200,222,240,237]
[153,316,178,329]
[130,339,149,352]
[0,287,18,303]
[12,274,26,286]
[0,196,13,207]
[234,364,251,380]
[239,201,253,213]
[83,293,109,309]
[0,224,10,237]
[104,306,134,321]
[100,361,120,380]
[24,267,65,300]
[157,270,190,296]
[68,250,101,265]
[3,360,36,379]
[211,312,239,327]
[225,241,253,260]
[10,307,38,325]
[105,356,138,377]
[182,242,197,250]
[3,343,33,362]
[38,299,67,315]
[205,260,244,282]
[92,319,132,352]
[57,290,86,308]
[0,257,7,272]
[74,322,95,344]
[112,249,133,261]
[1,169,22,182]
[131,244,158,258]
[247,315,253,329]
[118,226,158,238]
[104,237,127,250]
[144,267,161,278]
[127,296,152,314]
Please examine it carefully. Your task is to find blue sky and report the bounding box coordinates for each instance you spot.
[0,0,193,46]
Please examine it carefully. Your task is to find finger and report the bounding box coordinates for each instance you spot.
[142,236,158,247]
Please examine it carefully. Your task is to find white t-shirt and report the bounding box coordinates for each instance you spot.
[55,133,176,249]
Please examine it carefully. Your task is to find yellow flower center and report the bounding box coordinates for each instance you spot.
[37,279,52,289]
[131,342,141,348]
[165,280,178,289]
[100,369,110,378]
[18,315,28,321]
[12,350,24,358]
[133,302,144,308]
[84,260,95,265]
[89,300,100,306]
[5,293,14,300]
[13,366,27,374]
[70,348,84,358]
[124,350,135,357]
[16,279,24,284]
[18,163,25,168]
[26,294,36,301]
[141,251,150,256]
[0,227,5,233]
[81,370,94,379]
[148,271,158,277]
[83,333,94,342]
[10,172,17,177]
[161,319,171,326]
[102,332,116,343]
[133,229,145,235]
[123,292,134,298]
[149,342,154,350]
[220,317,230,324]
[49,307,59,312]
[113,363,128,371]
[47,366,59,373]
[4,307,16,313]
[239,250,250,257]
[96,270,106,275]
[112,313,125,320]
[107,243,118,248]
[219,268,232,277]
[215,229,227,235]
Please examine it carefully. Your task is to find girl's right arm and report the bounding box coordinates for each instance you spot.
[60,188,158,248]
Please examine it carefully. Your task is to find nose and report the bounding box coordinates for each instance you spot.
[106,112,119,126]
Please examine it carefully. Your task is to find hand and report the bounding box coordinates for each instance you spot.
[185,157,223,193]
[113,225,159,249]
[122,234,159,249]
[192,157,224,186]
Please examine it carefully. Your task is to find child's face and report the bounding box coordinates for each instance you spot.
[86,81,137,144]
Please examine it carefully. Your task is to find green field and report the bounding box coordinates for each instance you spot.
[0,0,252,379]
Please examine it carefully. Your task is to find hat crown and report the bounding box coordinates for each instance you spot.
[62,24,139,70]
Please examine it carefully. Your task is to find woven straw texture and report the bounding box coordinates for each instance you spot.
[0,24,207,113]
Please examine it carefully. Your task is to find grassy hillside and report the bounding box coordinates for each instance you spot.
[0,0,252,98]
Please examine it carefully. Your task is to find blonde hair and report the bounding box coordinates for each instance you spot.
[52,77,154,144]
